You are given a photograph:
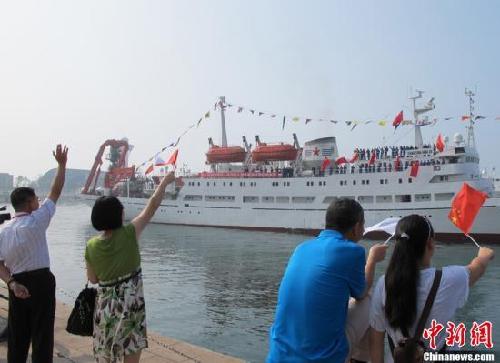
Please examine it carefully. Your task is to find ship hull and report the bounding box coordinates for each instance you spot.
[83,196,500,244]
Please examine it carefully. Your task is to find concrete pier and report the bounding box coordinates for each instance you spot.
[0,284,245,363]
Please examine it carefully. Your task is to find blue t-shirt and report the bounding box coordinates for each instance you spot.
[267,229,366,363]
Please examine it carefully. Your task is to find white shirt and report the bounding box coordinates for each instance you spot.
[370,266,469,363]
[0,198,56,274]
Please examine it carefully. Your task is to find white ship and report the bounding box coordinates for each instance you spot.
[81,91,500,243]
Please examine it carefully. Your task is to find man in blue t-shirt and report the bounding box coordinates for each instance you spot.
[267,198,387,363]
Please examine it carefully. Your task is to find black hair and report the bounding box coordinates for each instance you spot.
[325,198,364,233]
[385,214,435,331]
[91,196,124,231]
[10,187,36,211]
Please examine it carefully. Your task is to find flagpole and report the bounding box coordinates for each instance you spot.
[465,234,481,248]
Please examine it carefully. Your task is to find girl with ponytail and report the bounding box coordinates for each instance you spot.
[369,215,494,363]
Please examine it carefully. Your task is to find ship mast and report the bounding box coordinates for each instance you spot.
[219,96,228,147]
[465,88,476,149]
[409,90,435,149]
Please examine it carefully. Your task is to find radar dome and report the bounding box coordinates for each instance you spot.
[453,133,464,144]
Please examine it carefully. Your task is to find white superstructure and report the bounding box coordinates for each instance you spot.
[82,91,500,243]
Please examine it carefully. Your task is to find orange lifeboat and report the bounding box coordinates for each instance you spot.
[252,143,298,162]
[206,145,247,163]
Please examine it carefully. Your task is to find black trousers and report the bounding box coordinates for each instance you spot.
[8,268,56,363]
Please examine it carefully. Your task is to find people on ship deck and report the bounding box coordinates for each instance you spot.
[267,198,388,363]
[85,172,175,363]
[369,215,495,363]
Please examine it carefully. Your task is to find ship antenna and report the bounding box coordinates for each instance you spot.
[219,96,228,147]
[409,90,434,149]
[465,88,476,149]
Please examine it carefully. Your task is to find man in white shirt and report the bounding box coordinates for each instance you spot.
[0,145,67,363]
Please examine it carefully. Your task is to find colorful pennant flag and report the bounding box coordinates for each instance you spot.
[145,163,154,175]
[258,112,264,116]
[305,118,312,125]
[204,111,210,118]
[461,115,470,121]
[282,116,286,130]
[292,117,300,122]
[237,107,243,113]
[378,120,387,126]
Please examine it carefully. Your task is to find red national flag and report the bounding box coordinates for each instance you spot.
[435,134,445,152]
[461,115,471,121]
[368,151,376,166]
[321,157,331,171]
[392,110,403,129]
[394,155,401,171]
[145,163,154,175]
[448,183,488,234]
[349,152,359,163]
[335,156,348,165]
[410,160,419,177]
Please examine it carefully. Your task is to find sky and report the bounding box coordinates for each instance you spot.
[1,0,499,180]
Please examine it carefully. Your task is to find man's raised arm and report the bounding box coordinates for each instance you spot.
[47,145,68,204]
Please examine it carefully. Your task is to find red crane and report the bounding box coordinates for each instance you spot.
[82,139,130,194]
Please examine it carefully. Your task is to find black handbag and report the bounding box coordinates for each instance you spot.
[66,283,97,336]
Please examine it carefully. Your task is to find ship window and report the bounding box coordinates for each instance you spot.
[276,196,289,203]
[184,195,202,201]
[380,179,384,184]
[353,180,356,185]
[205,195,236,202]
[408,178,412,183]
[362,180,365,185]
[311,181,314,186]
[292,196,315,203]
[358,196,374,203]
[213,182,216,186]
[323,196,337,204]
[243,196,259,203]
[306,182,310,186]
[340,196,355,200]
[340,181,344,186]
[398,178,403,184]
[435,192,454,201]
[197,182,200,186]
[262,196,274,203]
[366,180,370,185]
[229,182,233,186]
[395,194,412,203]
[415,193,431,202]
[376,195,392,203]
[223,182,226,186]
[206,182,209,186]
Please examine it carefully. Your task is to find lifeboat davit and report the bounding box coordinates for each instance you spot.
[206,145,247,163]
[252,143,298,162]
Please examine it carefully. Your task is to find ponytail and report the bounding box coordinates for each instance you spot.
[384,215,434,331]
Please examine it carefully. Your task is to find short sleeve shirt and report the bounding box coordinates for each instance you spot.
[267,229,366,363]
[85,224,141,282]
[0,198,55,274]
[370,266,470,363]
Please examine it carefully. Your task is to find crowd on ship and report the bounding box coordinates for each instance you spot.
[354,144,435,161]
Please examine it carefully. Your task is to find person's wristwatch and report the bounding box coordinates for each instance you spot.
[7,277,16,290]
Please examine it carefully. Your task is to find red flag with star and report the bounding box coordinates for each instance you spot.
[368,151,376,165]
[410,160,419,177]
[321,157,331,172]
[335,156,348,165]
[448,183,488,234]
[435,134,445,152]
[392,110,403,129]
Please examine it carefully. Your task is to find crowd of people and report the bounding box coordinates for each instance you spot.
[354,144,435,160]
[0,145,495,363]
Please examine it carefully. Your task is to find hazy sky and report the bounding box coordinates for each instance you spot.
[1,0,499,179]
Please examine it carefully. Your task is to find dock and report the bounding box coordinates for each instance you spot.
[0,284,245,363]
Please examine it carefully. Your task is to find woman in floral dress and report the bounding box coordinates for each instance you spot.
[85,172,175,363]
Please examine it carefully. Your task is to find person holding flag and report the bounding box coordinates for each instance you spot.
[369,215,494,363]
